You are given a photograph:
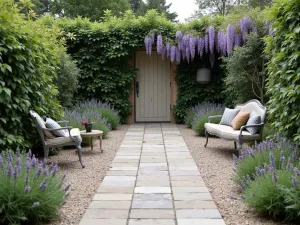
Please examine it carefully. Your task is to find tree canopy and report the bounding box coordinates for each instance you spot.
[137,0,178,22]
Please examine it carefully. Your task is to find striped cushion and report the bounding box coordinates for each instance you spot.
[219,108,240,126]
[46,118,67,137]
[246,114,261,134]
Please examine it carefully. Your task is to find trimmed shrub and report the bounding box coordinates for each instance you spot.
[0,149,69,224]
[233,137,299,183]
[191,103,225,136]
[55,51,80,107]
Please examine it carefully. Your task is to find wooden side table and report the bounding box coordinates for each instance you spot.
[80,130,103,153]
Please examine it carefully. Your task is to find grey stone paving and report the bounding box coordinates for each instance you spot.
[80,124,226,225]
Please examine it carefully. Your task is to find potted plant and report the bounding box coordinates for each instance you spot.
[81,120,93,132]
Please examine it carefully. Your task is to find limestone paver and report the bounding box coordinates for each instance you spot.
[80,124,225,224]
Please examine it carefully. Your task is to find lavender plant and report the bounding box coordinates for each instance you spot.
[188,103,225,136]
[0,149,69,224]
[233,137,299,183]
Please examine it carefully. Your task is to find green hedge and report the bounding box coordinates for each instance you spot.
[0,1,63,149]
[265,0,300,141]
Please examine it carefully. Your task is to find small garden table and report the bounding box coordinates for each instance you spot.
[80,130,103,153]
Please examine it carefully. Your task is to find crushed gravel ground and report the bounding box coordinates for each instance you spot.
[178,124,294,225]
[47,125,129,225]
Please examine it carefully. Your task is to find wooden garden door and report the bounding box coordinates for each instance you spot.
[135,51,170,122]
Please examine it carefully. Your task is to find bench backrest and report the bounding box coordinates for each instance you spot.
[235,99,267,122]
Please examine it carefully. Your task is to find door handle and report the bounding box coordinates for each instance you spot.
[136,81,139,97]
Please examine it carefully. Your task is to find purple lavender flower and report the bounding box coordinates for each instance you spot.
[37,163,42,177]
[280,155,286,168]
[0,155,3,168]
[272,171,278,183]
[33,202,40,207]
[64,184,71,192]
[31,155,37,168]
[7,162,12,178]
[233,154,238,165]
[231,196,238,200]
[197,38,204,57]
[25,173,29,185]
[7,151,13,163]
[240,195,246,200]
[175,31,183,40]
[24,186,31,193]
[40,180,47,191]
[44,165,49,177]
[292,176,298,188]
[204,34,209,54]
[208,26,215,54]
[189,37,196,60]
[52,164,58,177]
[156,35,163,54]
[226,24,235,55]
[13,165,18,179]
[294,167,300,176]
[175,47,181,64]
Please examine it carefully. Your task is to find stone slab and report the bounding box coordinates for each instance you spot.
[83,209,129,219]
[173,193,212,201]
[80,219,127,225]
[89,201,131,209]
[176,209,222,219]
[174,200,217,209]
[93,194,132,201]
[135,187,171,194]
[128,219,176,225]
[132,200,173,209]
[177,219,226,225]
[130,209,175,219]
[97,187,134,193]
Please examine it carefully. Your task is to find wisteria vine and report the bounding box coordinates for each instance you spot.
[144,17,271,66]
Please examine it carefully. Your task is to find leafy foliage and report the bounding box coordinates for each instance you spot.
[0,1,63,149]
[0,149,69,224]
[264,0,300,141]
[222,33,267,106]
[55,51,80,107]
[173,56,225,123]
[137,0,178,22]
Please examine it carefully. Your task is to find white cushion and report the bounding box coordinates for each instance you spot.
[45,128,82,145]
[46,118,67,137]
[204,123,260,141]
[34,113,55,139]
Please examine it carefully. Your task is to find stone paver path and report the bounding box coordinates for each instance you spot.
[80,124,226,225]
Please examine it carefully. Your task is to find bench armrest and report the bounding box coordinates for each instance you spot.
[56,120,69,126]
[208,115,222,123]
[239,123,264,136]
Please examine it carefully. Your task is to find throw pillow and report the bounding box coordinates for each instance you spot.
[246,114,262,134]
[46,118,67,137]
[231,111,250,130]
[219,108,240,126]
[35,114,55,139]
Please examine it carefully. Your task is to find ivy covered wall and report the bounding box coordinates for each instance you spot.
[44,8,267,123]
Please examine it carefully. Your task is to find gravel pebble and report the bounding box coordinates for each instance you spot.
[178,125,294,225]
[47,125,129,225]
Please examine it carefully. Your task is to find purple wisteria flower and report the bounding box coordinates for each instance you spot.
[239,17,253,41]
[197,38,204,57]
[144,37,152,55]
[170,46,176,63]
[185,46,190,63]
[204,34,209,54]
[166,42,171,58]
[189,37,197,60]
[156,35,163,54]
[175,31,183,40]
[161,47,166,60]
[175,47,181,64]
[226,24,235,55]
[208,26,215,54]
[234,34,242,47]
